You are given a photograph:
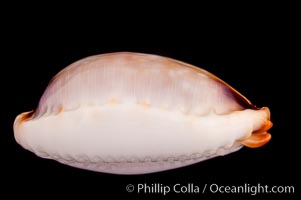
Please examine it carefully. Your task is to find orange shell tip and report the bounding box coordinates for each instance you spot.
[241,132,272,148]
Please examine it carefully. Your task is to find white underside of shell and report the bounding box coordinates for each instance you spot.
[15,103,265,174]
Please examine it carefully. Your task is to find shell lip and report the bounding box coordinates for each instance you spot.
[14,110,34,125]
[241,132,272,148]
[240,117,273,148]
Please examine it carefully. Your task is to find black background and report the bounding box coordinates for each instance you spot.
[2,9,298,200]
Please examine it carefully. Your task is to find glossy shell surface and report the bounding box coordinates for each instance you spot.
[14,52,272,174]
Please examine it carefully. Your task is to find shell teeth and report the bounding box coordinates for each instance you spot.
[191,153,201,160]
